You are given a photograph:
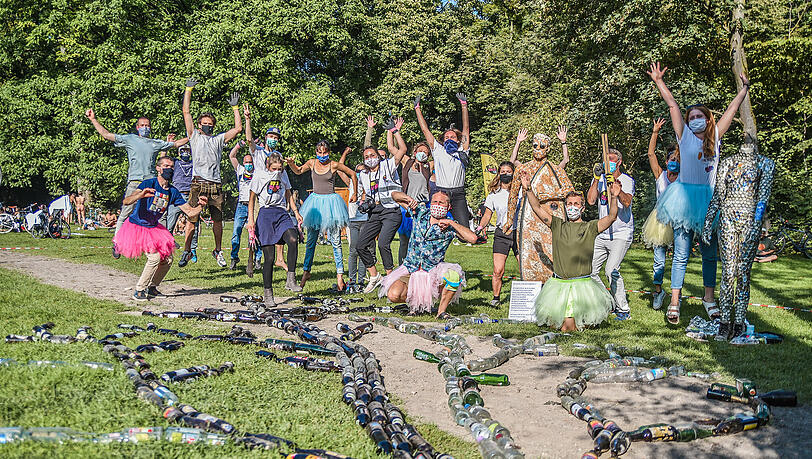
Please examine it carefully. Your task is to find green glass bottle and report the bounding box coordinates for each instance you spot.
[455,361,471,377]
[470,373,510,386]
[413,349,440,363]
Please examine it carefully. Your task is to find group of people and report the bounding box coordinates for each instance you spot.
[86,63,774,341]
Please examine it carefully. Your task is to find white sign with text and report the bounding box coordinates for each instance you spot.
[508,281,544,322]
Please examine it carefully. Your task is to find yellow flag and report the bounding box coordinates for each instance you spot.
[481,153,499,225]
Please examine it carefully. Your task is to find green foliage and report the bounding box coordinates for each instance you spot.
[0,0,809,222]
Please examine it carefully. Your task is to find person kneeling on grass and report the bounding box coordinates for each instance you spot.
[378,191,478,319]
[520,169,619,331]
[113,156,206,301]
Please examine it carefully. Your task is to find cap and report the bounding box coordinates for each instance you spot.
[266,127,281,136]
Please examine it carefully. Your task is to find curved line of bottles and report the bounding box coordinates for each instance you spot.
[559,344,796,457]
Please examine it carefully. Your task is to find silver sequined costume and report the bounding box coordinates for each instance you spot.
[702,145,775,326]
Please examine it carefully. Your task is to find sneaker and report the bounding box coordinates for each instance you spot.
[230,257,239,270]
[213,250,227,268]
[363,274,383,294]
[190,249,198,263]
[178,251,191,267]
[254,258,262,271]
[716,322,731,341]
[614,311,631,321]
[112,246,121,259]
[147,287,166,298]
[132,290,149,301]
[652,289,666,310]
[489,298,501,307]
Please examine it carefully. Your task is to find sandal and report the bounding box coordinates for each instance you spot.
[666,301,681,325]
[436,312,452,320]
[702,300,721,320]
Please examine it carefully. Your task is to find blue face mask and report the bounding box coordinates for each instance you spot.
[608,161,617,173]
[444,139,459,154]
[688,118,707,133]
[244,163,254,172]
[666,161,680,173]
[137,126,151,138]
[316,154,330,163]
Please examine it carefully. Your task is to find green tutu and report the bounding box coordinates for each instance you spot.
[535,277,612,330]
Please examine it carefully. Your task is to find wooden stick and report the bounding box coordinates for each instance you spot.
[601,133,609,174]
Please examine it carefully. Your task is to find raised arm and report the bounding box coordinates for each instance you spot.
[229,141,242,171]
[520,170,552,226]
[364,115,376,149]
[556,125,569,169]
[414,96,436,146]
[586,164,603,206]
[385,117,407,163]
[716,73,751,137]
[122,187,152,206]
[647,118,666,178]
[456,93,470,151]
[286,158,310,175]
[244,104,255,153]
[223,92,242,143]
[334,161,358,200]
[510,128,528,165]
[597,183,619,233]
[85,109,116,142]
[647,62,684,139]
[338,146,352,165]
[183,78,198,137]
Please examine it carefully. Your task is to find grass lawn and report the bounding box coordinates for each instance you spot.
[0,224,811,455]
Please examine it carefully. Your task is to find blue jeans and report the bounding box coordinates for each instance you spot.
[653,245,667,286]
[166,191,198,251]
[231,202,262,261]
[303,227,343,274]
[670,227,718,290]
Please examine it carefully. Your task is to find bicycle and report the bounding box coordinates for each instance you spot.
[20,204,48,238]
[47,209,71,239]
[0,203,16,234]
[768,218,812,259]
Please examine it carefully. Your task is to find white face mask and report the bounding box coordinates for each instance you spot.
[430,204,448,219]
[415,150,429,163]
[566,206,582,221]
[364,157,380,168]
[268,170,281,181]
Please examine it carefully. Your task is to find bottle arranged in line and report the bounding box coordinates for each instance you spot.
[413,349,441,363]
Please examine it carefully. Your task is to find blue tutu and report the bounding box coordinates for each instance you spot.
[656,182,713,233]
[398,208,413,238]
[299,192,349,233]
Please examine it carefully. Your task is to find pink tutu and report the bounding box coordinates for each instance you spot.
[113,220,176,260]
[379,263,466,314]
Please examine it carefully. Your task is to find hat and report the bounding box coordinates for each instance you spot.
[266,127,281,136]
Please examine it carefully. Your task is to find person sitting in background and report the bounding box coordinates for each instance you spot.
[755,228,777,263]
[520,170,619,332]
[378,191,478,319]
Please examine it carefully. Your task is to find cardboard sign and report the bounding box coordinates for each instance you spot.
[508,281,544,322]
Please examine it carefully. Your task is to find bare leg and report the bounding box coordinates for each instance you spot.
[387,280,408,303]
[492,253,508,297]
[561,317,577,332]
[213,221,223,252]
[183,220,196,251]
[275,244,287,271]
[436,287,455,317]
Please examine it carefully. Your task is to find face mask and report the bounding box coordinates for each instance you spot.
[364,157,380,168]
[499,174,513,184]
[415,150,428,163]
[316,154,330,163]
[444,139,459,154]
[430,204,448,219]
[688,118,707,133]
[667,161,680,173]
[160,167,174,181]
[608,161,617,173]
[244,163,254,172]
[268,170,281,181]
[179,150,191,162]
[267,138,279,148]
[137,126,151,137]
[200,125,214,135]
[566,206,582,221]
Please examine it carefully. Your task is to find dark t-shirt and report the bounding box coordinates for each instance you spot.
[550,216,599,279]
[128,178,186,228]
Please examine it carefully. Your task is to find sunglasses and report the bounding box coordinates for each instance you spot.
[685,103,705,111]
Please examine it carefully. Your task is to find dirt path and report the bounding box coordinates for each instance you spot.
[1,251,809,459]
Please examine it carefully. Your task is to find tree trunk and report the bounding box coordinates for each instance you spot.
[731,0,759,148]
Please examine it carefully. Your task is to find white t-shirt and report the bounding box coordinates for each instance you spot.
[597,173,635,241]
[348,177,368,222]
[484,188,510,228]
[655,171,674,199]
[190,130,226,183]
[250,170,292,209]
[677,124,720,188]
[359,157,401,209]
[235,165,254,203]
[431,140,468,188]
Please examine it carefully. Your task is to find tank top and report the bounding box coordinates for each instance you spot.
[406,166,429,202]
[311,165,335,195]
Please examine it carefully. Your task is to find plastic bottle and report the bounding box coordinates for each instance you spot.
[81,361,114,371]
[0,427,23,444]
[0,358,19,366]
[586,366,645,383]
